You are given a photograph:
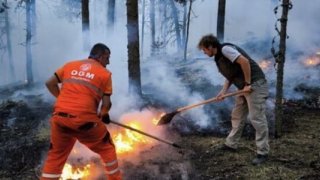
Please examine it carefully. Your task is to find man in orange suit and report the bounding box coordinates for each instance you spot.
[41,43,121,180]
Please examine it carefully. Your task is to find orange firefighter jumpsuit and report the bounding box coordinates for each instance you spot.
[41,59,121,180]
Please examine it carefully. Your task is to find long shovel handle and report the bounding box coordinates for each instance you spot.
[176,89,249,112]
[110,120,181,148]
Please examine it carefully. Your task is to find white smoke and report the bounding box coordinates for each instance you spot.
[1,0,319,130]
[2,1,319,179]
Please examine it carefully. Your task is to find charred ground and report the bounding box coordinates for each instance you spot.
[0,60,319,179]
[1,85,319,180]
[0,84,52,179]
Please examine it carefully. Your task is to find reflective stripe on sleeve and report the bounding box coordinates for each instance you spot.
[106,167,120,175]
[41,173,61,178]
[105,160,118,167]
[63,78,104,97]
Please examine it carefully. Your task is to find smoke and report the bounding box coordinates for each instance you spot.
[0,0,318,136]
[1,0,319,179]
[142,56,220,129]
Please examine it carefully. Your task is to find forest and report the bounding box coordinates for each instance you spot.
[0,0,319,179]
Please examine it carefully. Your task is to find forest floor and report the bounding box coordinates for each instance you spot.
[1,92,319,179]
[1,60,320,179]
[179,108,320,180]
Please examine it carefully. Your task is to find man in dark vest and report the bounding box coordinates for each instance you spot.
[198,34,269,165]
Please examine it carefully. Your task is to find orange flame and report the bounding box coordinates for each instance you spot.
[112,121,155,154]
[60,112,165,179]
[152,113,165,125]
[61,163,91,180]
[302,56,320,67]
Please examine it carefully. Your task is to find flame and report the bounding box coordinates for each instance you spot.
[112,121,154,154]
[152,118,159,125]
[152,113,164,125]
[60,112,165,179]
[61,163,91,180]
[302,56,320,67]
[72,148,78,154]
[258,60,272,71]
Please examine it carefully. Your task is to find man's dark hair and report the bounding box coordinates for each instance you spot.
[89,43,110,59]
[198,34,221,49]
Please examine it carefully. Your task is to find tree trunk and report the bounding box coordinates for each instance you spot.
[182,2,187,48]
[30,0,36,38]
[4,0,15,80]
[169,0,182,51]
[126,0,142,96]
[158,1,167,54]
[217,0,226,42]
[107,0,115,33]
[82,0,90,50]
[140,0,145,59]
[26,0,34,84]
[183,0,192,61]
[275,0,291,138]
[149,0,156,55]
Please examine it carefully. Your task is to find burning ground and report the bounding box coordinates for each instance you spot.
[0,53,320,179]
[0,84,195,179]
[1,90,320,179]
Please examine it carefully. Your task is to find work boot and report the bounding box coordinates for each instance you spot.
[252,154,268,165]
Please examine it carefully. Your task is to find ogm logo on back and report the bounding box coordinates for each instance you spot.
[70,63,95,80]
[80,63,92,71]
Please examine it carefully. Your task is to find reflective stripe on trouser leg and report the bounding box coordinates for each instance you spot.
[40,173,61,180]
[246,80,270,155]
[105,159,120,175]
[100,137,121,180]
[225,96,248,149]
[78,123,122,180]
[41,116,77,179]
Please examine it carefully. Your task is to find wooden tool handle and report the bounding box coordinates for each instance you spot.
[110,120,180,148]
[177,89,249,112]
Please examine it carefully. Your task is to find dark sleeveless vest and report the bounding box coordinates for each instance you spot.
[214,43,265,89]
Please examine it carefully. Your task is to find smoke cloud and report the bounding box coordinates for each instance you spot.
[1,0,319,136]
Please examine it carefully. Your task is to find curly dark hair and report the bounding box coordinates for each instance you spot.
[197,34,221,49]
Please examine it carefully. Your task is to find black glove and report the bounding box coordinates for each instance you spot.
[101,114,111,124]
